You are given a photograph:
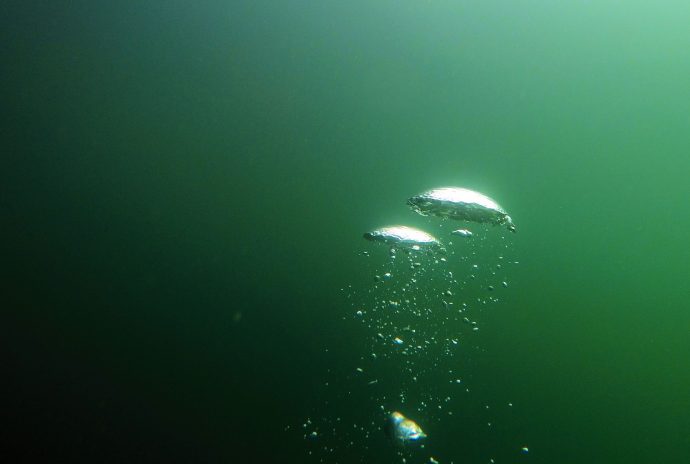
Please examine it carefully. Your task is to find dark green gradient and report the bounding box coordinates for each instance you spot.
[3,1,689,462]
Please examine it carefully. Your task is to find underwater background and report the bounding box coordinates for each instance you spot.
[3,1,690,462]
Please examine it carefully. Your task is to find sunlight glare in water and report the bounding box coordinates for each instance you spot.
[302,216,519,463]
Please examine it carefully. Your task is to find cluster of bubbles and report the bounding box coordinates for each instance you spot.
[298,187,526,464]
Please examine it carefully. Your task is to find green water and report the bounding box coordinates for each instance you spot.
[3,1,690,462]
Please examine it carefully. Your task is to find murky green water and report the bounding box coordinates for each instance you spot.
[3,1,690,462]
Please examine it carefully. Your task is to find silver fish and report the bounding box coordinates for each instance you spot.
[363,226,440,249]
[408,187,515,232]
